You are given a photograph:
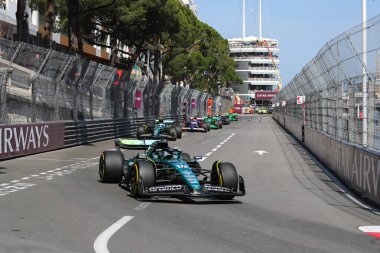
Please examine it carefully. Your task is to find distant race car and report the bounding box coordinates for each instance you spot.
[137,119,182,140]
[202,116,223,129]
[225,113,238,121]
[182,117,210,132]
[257,107,268,114]
[99,138,245,199]
[220,115,231,125]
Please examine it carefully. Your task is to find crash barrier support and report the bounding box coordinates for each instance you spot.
[273,115,380,207]
[0,115,185,161]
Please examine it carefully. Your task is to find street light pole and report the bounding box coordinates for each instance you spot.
[242,0,245,39]
[259,0,262,39]
[362,0,368,146]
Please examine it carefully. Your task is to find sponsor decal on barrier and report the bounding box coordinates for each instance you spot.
[255,91,277,100]
[135,90,142,109]
[0,122,64,159]
[333,146,380,200]
[148,185,183,192]
[191,99,196,109]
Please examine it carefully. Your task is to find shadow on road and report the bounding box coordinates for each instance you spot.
[0,167,8,174]
[133,196,243,205]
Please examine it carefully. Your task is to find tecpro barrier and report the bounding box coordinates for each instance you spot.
[0,39,233,124]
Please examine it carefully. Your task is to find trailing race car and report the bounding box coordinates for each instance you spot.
[137,119,182,140]
[220,115,231,125]
[225,113,238,121]
[182,116,210,132]
[99,138,245,199]
[257,107,268,114]
[203,116,223,129]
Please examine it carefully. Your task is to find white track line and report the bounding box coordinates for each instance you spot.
[94,216,134,253]
[200,133,235,162]
[1,157,98,197]
[135,202,151,211]
[345,194,370,210]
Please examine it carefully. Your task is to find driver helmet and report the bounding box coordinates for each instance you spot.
[161,151,172,160]
[158,116,164,123]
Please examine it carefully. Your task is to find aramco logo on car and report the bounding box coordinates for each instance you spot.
[0,123,65,159]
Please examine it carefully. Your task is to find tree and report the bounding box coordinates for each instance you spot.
[16,0,29,42]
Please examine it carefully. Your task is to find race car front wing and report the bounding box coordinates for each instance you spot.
[140,183,245,198]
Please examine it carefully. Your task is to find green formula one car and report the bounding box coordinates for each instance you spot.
[225,113,238,121]
[99,138,245,199]
[202,116,223,129]
[137,119,182,140]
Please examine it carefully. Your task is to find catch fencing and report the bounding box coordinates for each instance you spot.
[0,38,232,124]
[273,14,380,206]
[273,14,380,150]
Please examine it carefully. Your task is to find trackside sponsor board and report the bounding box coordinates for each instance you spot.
[255,91,277,100]
[0,122,64,159]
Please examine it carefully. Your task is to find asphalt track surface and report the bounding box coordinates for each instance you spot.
[1,115,380,253]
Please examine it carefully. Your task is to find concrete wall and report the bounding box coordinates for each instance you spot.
[274,113,380,206]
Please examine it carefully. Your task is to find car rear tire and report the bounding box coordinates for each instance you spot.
[99,151,124,183]
[169,126,177,140]
[175,126,182,139]
[137,125,145,139]
[211,161,239,200]
[130,160,156,197]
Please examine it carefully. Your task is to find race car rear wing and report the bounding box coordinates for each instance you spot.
[115,138,158,150]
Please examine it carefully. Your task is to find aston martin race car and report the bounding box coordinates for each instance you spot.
[225,113,238,121]
[203,116,223,129]
[99,138,245,199]
[137,119,182,140]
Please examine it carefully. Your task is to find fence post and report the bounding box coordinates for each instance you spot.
[55,56,74,121]
[368,78,375,147]
[30,73,37,122]
[0,68,12,123]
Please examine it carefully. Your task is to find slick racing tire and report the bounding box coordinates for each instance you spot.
[211,161,239,200]
[130,160,156,198]
[175,126,183,139]
[180,152,191,162]
[218,121,223,129]
[204,123,211,132]
[225,117,230,125]
[99,151,124,183]
[137,125,145,139]
[169,126,177,140]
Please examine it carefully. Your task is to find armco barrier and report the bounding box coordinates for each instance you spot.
[0,115,185,160]
[274,115,380,206]
[63,115,185,147]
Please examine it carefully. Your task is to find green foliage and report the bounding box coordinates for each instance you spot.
[28,0,241,92]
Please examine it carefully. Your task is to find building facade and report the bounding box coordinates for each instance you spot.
[228,36,280,98]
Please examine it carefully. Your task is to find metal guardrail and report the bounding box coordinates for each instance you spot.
[63,115,185,147]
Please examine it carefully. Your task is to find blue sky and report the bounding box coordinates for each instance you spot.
[196,0,380,85]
